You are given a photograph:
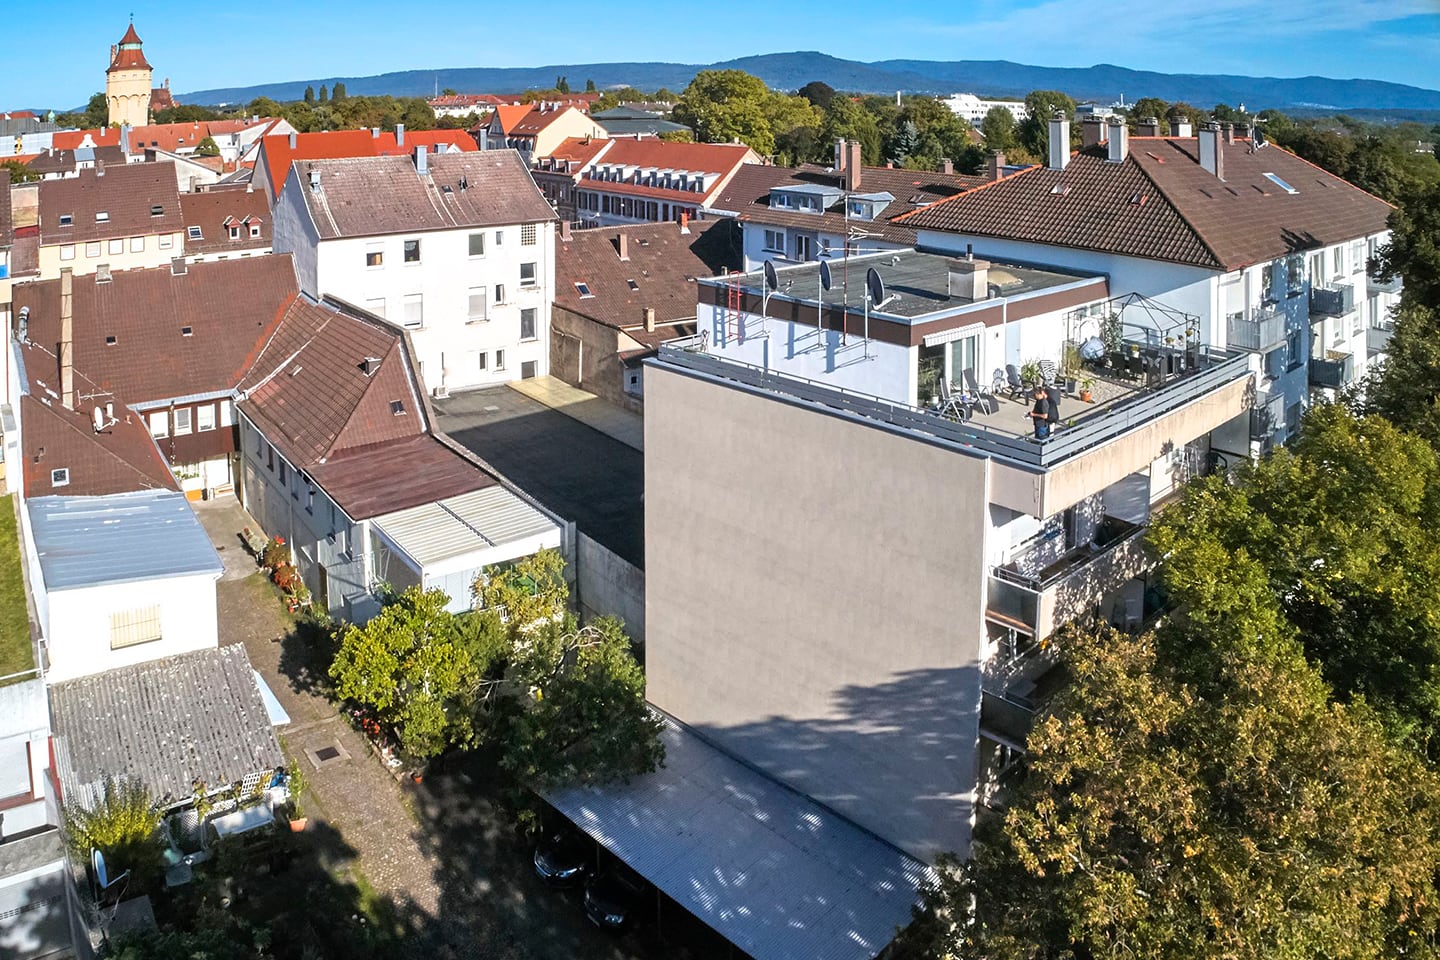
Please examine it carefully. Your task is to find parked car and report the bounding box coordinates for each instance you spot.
[532,826,593,886]
[583,865,651,932]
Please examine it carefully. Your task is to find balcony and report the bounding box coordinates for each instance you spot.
[1310,350,1354,389]
[1310,282,1356,318]
[1367,263,1401,296]
[1226,305,1286,352]
[1367,324,1394,358]
[986,515,1151,639]
[1250,389,1285,445]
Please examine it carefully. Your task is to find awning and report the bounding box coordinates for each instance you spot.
[546,717,931,960]
[921,321,986,348]
[371,486,561,578]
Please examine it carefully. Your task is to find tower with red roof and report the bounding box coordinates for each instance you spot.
[106,22,154,128]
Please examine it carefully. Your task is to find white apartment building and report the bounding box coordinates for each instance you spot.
[272,149,558,394]
[941,92,1029,126]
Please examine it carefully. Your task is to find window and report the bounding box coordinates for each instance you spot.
[494,284,506,304]
[279,459,287,485]
[469,232,486,257]
[188,226,203,240]
[159,234,173,250]
[1286,256,1304,297]
[50,468,69,488]
[521,360,537,379]
[229,225,241,240]
[219,399,233,427]
[364,298,386,319]
[110,606,163,649]
[626,279,639,291]
[1332,246,1344,275]
[477,352,488,371]
[520,308,537,340]
[173,407,192,436]
[390,400,406,416]
[520,262,537,286]
[267,443,274,471]
[365,249,384,268]
[495,349,506,370]
[197,404,216,432]
[403,238,421,263]
[403,293,423,328]
[521,223,537,245]
[129,236,144,252]
[306,486,315,513]
[148,411,168,438]
[495,230,504,246]
[57,214,73,227]
[60,244,75,261]
[1368,237,1379,263]
[763,229,784,253]
[1260,262,1276,303]
[1309,252,1324,285]
[468,287,488,322]
[86,241,101,258]
[95,211,110,223]
[250,223,261,238]
[574,281,593,298]
[150,204,163,217]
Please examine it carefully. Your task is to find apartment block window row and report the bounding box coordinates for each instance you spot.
[144,400,233,439]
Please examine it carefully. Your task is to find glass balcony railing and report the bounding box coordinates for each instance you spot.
[1310,351,1354,389]
[1226,305,1286,352]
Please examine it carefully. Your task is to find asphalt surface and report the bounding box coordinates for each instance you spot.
[434,386,645,569]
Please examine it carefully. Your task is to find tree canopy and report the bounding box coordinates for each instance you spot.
[674,70,779,155]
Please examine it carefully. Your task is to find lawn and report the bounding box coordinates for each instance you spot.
[0,495,34,679]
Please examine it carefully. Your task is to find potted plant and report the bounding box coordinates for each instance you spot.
[285,762,309,833]
[1020,360,1042,388]
[1061,341,1083,392]
[1079,377,1095,403]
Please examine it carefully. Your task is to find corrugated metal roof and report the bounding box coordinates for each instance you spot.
[546,718,931,960]
[49,646,285,809]
[0,678,49,738]
[28,490,223,591]
[372,486,559,568]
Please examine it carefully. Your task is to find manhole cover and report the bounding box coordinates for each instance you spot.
[315,746,341,762]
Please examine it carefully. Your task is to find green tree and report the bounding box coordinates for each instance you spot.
[194,135,220,157]
[318,85,328,103]
[557,76,570,94]
[332,82,347,102]
[64,777,164,892]
[585,78,596,93]
[979,105,1017,154]
[674,69,776,155]
[1212,102,1242,122]
[898,625,1440,960]
[888,119,919,165]
[1127,96,1169,128]
[154,104,221,124]
[471,549,570,645]
[765,92,823,164]
[441,87,457,97]
[820,97,882,165]
[1165,101,1206,128]
[303,85,315,105]
[103,926,270,960]
[797,80,835,111]
[246,96,283,118]
[0,159,40,183]
[399,98,436,131]
[330,587,482,759]
[1017,90,1076,158]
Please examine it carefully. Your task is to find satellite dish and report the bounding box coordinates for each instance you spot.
[92,849,108,889]
[819,259,832,291]
[866,267,885,305]
[1254,126,1267,148]
[92,407,105,432]
[763,259,779,292]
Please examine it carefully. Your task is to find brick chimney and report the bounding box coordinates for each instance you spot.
[1198,121,1224,180]
[679,211,690,234]
[560,220,572,242]
[1106,117,1129,163]
[1081,116,1108,149]
[987,151,1006,181]
[846,140,863,191]
[59,268,74,410]
[617,232,628,261]
[1137,117,1160,137]
[1222,122,1235,145]
[1047,112,1071,171]
[938,158,953,175]
[643,307,656,333]
[834,137,848,174]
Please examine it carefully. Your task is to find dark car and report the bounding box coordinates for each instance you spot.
[532,827,593,886]
[583,866,650,932]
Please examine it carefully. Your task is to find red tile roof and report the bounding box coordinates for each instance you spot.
[19,391,177,498]
[590,138,757,177]
[12,256,299,405]
[51,128,123,151]
[149,86,177,114]
[490,105,534,136]
[108,25,152,72]
[38,162,183,245]
[538,136,610,169]
[899,139,1394,271]
[179,188,269,255]
[257,128,478,197]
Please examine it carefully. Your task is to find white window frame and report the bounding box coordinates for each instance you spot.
[50,468,69,488]
[469,232,486,257]
[60,244,75,261]
[148,411,168,438]
[159,234,174,250]
[468,287,488,323]
[197,404,216,432]
[520,262,538,287]
[403,238,421,263]
[520,308,537,341]
[173,407,192,436]
[219,399,234,427]
[403,293,423,329]
[85,241,101,258]
[495,348,506,370]
[129,236,144,253]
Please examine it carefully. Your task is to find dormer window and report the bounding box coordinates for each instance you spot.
[250,223,261,238]
[229,225,241,240]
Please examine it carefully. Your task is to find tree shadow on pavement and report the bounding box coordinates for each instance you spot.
[276,612,340,701]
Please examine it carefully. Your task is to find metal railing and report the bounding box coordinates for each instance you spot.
[992,518,1147,592]
[1310,282,1356,318]
[1226,305,1286,352]
[656,337,1254,470]
[1310,351,1354,389]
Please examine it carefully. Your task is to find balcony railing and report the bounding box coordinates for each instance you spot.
[1250,389,1285,444]
[1367,324,1394,357]
[656,338,1253,471]
[1367,262,1402,296]
[1310,282,1356,318]
[1226,305,1286,352]
[1310,351,1354,389]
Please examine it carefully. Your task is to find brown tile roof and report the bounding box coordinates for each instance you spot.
[236,297,492,518]
[712,162,989,247]
[11,256,298,405]
[179,188,270,255]
[538,136,610,169]
[18,389,177,498]
[555,220,739,342]
[149,86,176,114]
[127,121,214,154]
[108,25,152,72]
[900,139,1394,271]
[38,162,183,246]
[293,151,555,240]
[25,146,128,177]
[257,129,479,197]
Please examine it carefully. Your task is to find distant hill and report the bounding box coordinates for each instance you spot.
[181,51,1440,115]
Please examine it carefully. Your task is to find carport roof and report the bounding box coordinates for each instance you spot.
[545,717,931,960]
[371,485,560,568]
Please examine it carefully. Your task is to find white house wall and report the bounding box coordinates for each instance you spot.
[272,183,320,297]
[42,573,219,683]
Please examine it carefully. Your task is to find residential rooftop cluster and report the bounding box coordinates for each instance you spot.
[0,21,1407,960]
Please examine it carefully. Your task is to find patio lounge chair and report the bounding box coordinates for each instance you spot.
[963,369,999,416]
[1037,359,1058,385]
[1002,365,1026,399]
[936,378,970,422]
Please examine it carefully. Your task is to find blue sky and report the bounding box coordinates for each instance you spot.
[3,0,1436,109]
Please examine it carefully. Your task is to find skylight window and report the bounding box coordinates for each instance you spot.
[151,205,164,217]
[188,226,203,240]
[51,468,69,488]
[574,281,594,298]
[1262,172,1298,195]
[95,211,110,223]
[390,400,406,416]
[626,279,639,291]
[181,326,193,337]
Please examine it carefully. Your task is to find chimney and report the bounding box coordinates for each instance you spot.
[308,168,321,191]
[948,257,990,301]
[120,122,133,159]
[1137,117,1160,137]
[1081,116,1108,149]
[617,232,629,261]
[1222,121,1236,145]
[415,144,428,175]
[834,138,847,173]
[60,268,74,410]
[560,220,572,242]
[987,151,1006,181]
[188,176,199,193]
[396,123,406,147]
[846,141,864,191]
[288,131,297,149]
[679,211,691,234]
[1169,117,1193,138]
[938,158,953,175]
[643,307,656,333]
[1106,117,1129,163]
[1047,111,1070,171]
[371,126,380,139]
[95,159,105,177]
[1198,121,1224,180]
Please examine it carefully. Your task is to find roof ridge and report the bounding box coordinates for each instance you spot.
[1122,151,1228,271]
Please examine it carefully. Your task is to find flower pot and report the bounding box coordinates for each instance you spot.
[411,772,423,784]
[1080,390,1093,403]
[289,816,308,832]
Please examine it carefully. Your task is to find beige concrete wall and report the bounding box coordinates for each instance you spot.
[37,232,181,279]
[550,306,643,414]
[645,365,989,862]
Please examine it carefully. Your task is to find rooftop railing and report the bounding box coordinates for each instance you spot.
[656,337,1254,470]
